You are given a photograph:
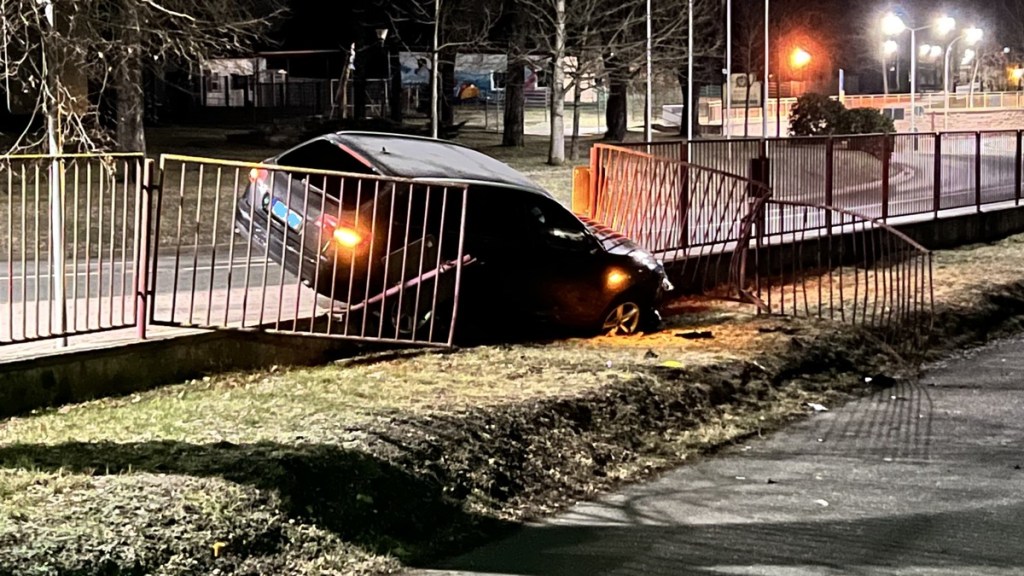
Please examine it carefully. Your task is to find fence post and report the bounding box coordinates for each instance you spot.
[134,159,153,340]
[679,141,689,248]
[933,132,942,216]
[589,145,599,219]
[825,137,834,229]
[1016,130,1022,206]
[881,135,891,222]
[975,131,982,212]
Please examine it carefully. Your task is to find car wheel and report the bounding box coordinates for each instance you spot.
[601,301,644,336]
[388,299,452,342]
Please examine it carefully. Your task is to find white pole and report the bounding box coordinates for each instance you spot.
[431,0,440,138]
[725,0,732,138]
[645,0,652,142]
[943,37,955,131]
[43,0,66,346]
[762,0,769,139]
[910,28,917,132]
[687,0,694,140]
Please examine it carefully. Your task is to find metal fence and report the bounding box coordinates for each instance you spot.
[749,200,934,347]
[150,155,469,347]
[620,130,1024,223]
[0,154,147,345]
[586,143,771,296]
[590,141,935,344]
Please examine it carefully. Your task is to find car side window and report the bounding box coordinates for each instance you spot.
[525,198,594,252]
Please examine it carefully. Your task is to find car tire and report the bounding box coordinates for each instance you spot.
[388,298,453,343]
[600,298,661,336]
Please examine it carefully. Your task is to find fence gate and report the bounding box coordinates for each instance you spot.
[148,154,469,347]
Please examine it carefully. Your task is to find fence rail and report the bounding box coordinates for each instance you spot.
[750,200,934,346]
[151,155,469,347]
[0,154,147,346]
[592,141,936,345]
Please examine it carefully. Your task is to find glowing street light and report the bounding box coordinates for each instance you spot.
[884,40,899,55]
[943,26,984,129]
[790,48,812,69]
[882,12,956,132]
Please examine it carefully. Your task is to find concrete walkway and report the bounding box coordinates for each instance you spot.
[419,337,1024,575]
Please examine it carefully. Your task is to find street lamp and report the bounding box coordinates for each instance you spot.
[882,40,898,94]
[943,26,983,130]
[882,13,956,133]
[776,47,811,137]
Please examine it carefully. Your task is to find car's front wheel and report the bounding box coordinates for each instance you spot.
[600,298,660,336]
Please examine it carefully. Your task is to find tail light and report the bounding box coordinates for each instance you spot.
[314,214,363,249]
[249,168,269,183]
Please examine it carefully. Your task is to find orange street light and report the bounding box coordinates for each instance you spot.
[791,48,812,69]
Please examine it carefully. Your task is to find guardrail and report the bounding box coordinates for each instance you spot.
[591,141,935,344]
[618,130,1024,223]
[0,154,147,346]
[152,155,469,347]
[749,200,934,347]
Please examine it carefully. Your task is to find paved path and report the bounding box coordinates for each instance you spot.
[419,337,1024,575]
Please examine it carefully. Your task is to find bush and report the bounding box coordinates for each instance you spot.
[788,93,845,136]
[835,107,896,135]
[789,93,896,138]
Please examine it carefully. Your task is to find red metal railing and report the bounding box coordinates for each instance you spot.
[586,143,771,297]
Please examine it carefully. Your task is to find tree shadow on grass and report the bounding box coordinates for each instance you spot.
[0,440,513,563]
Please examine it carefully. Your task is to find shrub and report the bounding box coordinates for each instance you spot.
[835,107,896,135]
[788,93,845,136]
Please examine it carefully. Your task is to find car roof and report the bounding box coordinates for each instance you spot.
[325,131,551,197]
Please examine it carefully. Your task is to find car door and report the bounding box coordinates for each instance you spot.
[517,196,610,328]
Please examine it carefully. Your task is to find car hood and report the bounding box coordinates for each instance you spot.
[580,217,645,256]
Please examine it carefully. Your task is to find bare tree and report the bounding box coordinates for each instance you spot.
[732,1,764,137]
[0,0,285,153]
[370,0,505,137]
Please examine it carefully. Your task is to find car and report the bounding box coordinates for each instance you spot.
[234,131,673,340]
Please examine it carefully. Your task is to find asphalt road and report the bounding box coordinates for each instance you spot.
[419,337,1024,576]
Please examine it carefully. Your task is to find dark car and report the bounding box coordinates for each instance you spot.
[234,131,673,339]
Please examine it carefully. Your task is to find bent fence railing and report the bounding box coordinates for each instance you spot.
[584,143,772,297]
[151,155,469,347]
[749,200,934,346]
[0,154,147,346]
[584,143,935,346]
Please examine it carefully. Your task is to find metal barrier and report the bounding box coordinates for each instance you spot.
[587,142,934,344]
[0,154,147,346]
[621,130,1024,223]
[749,200,934,348]
[586,143,771,296]
[150,155,469,347]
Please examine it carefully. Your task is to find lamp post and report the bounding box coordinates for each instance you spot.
[943,26,983,130]
[882,40,898,95]
[375,28,391,119]
[883,13,956,133]
[644,0,652,142]
[776,48,810,137]
[762,0,769,140]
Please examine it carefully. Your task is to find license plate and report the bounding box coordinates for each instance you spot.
[270,198,303,230]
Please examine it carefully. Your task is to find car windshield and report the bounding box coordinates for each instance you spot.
[333,134,546,193]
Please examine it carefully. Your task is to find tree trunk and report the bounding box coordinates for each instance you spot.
[440,47,456,128]
[569,76,582,161]
[116,4,145,153]
[677,63,705,140]
[547,0,566,165]
[603,52,628,141]
[744,73,752,137]
[502,56,525,147]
